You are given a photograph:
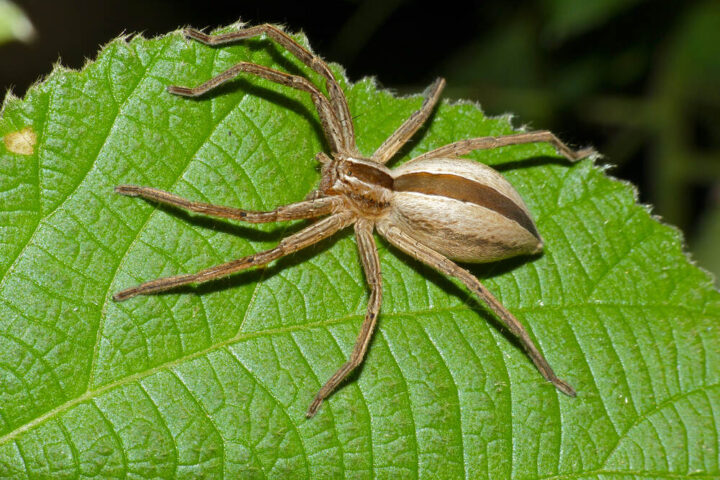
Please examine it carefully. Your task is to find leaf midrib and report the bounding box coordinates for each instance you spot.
[0,294,709,450]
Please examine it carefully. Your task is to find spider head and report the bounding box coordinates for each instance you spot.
[317,153,394,215]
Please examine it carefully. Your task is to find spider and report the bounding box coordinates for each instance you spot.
[113,24,594,417]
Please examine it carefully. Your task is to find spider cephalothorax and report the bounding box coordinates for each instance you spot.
[319,153,395,216]
[114,24,593,417]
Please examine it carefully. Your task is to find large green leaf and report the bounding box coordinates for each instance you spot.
[1,25,718,479]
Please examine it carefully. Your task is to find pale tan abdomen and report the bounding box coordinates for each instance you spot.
[384,157,543,263]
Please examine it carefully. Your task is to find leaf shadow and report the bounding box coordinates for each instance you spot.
[174,36,331,153]
[492,155,575,171]
[182,78,330,154]
[147,216,354,298]
[146,200,292,242]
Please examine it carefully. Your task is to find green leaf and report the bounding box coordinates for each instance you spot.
[1,25,719,479]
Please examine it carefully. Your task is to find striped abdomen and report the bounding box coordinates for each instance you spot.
[381,157,542,263]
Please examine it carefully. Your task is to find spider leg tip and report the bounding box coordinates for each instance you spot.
[306,398,323,418]
[585,147,601,159]
[184,28,209,44]
[572,146,599,162]
[114,185,138,196]
[113,287,144,302]
[555,379,577,397]
[112,292,129,302]
[167,85,194,97]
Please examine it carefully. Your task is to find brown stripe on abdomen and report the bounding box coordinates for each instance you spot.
[393,171,540,239]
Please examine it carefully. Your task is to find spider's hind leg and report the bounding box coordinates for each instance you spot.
[377,221,576,398]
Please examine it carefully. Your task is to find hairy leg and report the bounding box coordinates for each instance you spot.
[412,130,596,163]
[307,218,382,417]
[377,222,576,397]
[168,62,345,154]
[115,185,341,223]
[184,25,356,152]
[373,78,446,164]
[114,212,355,301]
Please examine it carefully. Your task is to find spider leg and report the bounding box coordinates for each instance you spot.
[184,25,356,153]
[373,78,446,165]
[115,185,341,223]
[307,218,382,417]
[168,62,345,154]
[412,131,596,163]
[377,221,576,397]
[114,212,355,301]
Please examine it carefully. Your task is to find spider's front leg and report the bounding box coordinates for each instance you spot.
[182,24,356,151]
[167,62,345,154]
[307,218,383,417]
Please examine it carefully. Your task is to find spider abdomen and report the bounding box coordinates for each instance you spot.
[384,157,543,263]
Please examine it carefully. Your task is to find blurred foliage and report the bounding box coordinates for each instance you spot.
[0,0,34,46]
[541,0,647,41]
[695,187,720,282]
